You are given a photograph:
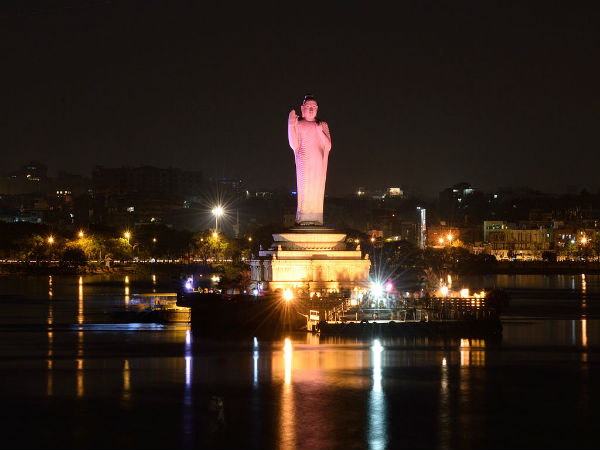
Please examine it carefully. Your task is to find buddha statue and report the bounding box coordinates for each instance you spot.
[287,94,332,226]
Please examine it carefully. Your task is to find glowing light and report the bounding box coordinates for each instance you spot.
[440,286,449,296]
[253,337,258,348]
[283,289,293,302]
[368,338,387,449]
[124,231,131,241]
[438,237,444,244]
[460,288,469,298]
[185,329,192,386]
[371,339,383,392]
[47,236,54,244]
[581,236,588,245]
[211,275,220,283]
[185,277,193,291]
[79,276,83,285]
[446,234,453,242]
[442,357,447,366]
[211,206,224,216]
[284,338,292,384]
[152,237,157,243]
[252,289,258,296]
[248,237,252,242]
[124,276,129,285]
[385,281,393,293]
[371,282,383,299]
[212,232,218,239]
[370,237,375,243]
[78,231,84,239]
[253,349,259,386]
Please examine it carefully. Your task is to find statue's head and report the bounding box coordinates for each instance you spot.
[301,94,318,121]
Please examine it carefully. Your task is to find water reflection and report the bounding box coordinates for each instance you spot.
[438,356,450,450]
[76,358,84,397]
[460,339,486,367]
[77,279,84,397]
[47,276,53,395]
[122,359,131,404]
[78,278,84,324]
[279,338,296,449]
[582,273,588,353]
[183,329,193,447]
[368,339,387,450]
[253,337,259,387]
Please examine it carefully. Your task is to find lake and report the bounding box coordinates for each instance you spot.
[0,273,598,449]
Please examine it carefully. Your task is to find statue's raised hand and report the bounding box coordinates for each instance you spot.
[288,110,298,126]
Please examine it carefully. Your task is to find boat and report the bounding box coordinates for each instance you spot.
[111,294,191,324]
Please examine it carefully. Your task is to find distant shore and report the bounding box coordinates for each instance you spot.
[485,261,600,275]
[2,260,600,277]
[0,262,208,277]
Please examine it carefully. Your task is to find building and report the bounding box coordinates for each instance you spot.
[484,220,552,260]
[250,229,371,294]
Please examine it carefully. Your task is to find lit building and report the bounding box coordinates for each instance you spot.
[250,230,370,294]
[484,221,552,260]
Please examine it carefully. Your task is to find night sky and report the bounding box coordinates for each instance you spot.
[2,1,599,197]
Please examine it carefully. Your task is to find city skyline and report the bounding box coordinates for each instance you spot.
[2,2,600,197]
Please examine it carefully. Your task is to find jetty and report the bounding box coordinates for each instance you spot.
[179,291,504,339]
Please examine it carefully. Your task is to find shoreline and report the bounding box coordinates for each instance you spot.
[0,262,209,276]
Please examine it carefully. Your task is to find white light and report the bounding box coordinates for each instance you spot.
[460,288,469,298]
[284,338,292,385]
[283,289,293,302]
[211,206,224,216]
[440,286,449,296]
[371,282,383,299]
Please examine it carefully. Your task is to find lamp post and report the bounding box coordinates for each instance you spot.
[124,231,131,245]
[211,206,224,232]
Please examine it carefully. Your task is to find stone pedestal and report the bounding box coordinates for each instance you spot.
[250,226,371,293]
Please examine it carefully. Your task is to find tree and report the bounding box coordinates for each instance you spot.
[60,247,87,268]
[105,238,133,261]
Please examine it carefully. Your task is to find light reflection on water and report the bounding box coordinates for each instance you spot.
[1,274,600,448]
[368,339,387,450]
[279,337,296,450]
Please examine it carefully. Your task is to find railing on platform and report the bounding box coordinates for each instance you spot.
[299,295,498,326]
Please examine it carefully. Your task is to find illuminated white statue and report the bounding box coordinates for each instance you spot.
[287,94,332,225]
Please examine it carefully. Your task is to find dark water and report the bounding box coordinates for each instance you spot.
[1,273,599,449]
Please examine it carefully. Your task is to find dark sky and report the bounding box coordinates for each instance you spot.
[2,1,599,197]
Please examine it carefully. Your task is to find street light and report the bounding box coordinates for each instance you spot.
[78,231,84,239]
[211,206,224,232]
[47,236,54,244]
[124,231,131,244]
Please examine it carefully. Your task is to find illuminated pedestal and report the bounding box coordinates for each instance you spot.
[250,227,371,293]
